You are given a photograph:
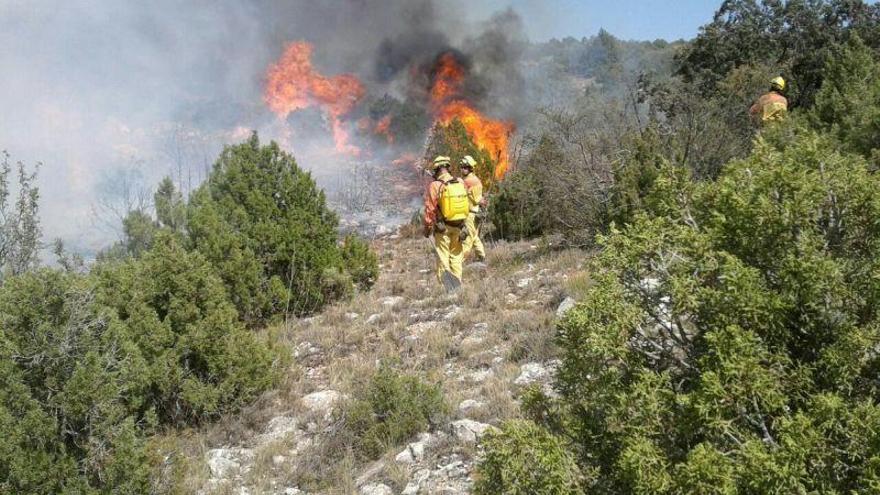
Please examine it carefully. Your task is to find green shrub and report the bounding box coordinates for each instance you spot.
[187,132,346,323]
[489,162,547,241]
[542,131,880,492]
[0,269,151,493]
[340,234,378,292]
[475,420,584,495]
[95,233,279,425]
[340,366,448,460]
[811,34,880,158]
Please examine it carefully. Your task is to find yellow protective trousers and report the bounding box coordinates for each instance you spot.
[462,213,485,260]
[434,225,463,285]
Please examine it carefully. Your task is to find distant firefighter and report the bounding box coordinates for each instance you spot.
[459,155,487,263]
[750,76,789,125]
[423,156,470,291]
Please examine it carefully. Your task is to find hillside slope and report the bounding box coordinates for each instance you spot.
[156,233,587,494]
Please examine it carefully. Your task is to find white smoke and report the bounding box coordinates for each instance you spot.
[0,0,529,254]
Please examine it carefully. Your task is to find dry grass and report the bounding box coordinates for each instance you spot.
[153,234,589,494]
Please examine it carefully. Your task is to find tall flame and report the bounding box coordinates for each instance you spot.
[430,53,514,180]
[264,41,365,155]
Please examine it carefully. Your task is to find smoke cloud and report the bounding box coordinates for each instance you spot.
[0,0,529,254]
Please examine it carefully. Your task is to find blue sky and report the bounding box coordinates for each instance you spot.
[473,0,721,41]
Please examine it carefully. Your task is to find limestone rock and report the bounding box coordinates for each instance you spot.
[360,483,394,495]
[514,362,551,386]
[302,390,345,419]
[206,448,254,479]
[450,419,497,444]
[381,296,405,308]
[556,296,577,318]
[457,399,485,415]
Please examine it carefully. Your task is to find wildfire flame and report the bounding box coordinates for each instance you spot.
[264,41,365,156]
[430,53,514,180]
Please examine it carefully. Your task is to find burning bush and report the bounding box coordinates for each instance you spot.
[423,119,499,186]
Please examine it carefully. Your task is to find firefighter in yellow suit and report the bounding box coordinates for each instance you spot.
[460,155,487,262]
[423,156,464,290]
[750,76,788,125]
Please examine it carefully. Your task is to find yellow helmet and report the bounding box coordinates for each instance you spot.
[460,155,477,168]
[427,155,451,171]
[770,76,786,91]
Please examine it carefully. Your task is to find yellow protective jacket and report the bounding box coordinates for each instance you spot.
[424,171,454,230]
[750,91,788,123]
[462,172,483,213]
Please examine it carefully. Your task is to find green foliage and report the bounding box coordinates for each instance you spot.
[0,151,40,280]
[678,0,880,107]
[187,133,345,323]
[95,233,279,425]
[0,269,151,493]
[475,420,584,495]
[537,131,880,493]
[811,34,880,158]
[489,136,560,241]
[154,176,186,233]
[339,234,378,292]
[366,95,429,146]
[340,366,448,460]
[101,177,186,261]
[0,234,279,492]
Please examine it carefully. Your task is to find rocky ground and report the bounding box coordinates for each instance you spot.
[156,231,588,495]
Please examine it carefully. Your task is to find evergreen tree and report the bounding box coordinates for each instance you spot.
[187,132,345,323]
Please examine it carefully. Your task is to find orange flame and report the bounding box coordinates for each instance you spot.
[430,53,514,180]
[264,41,365,155]
[374,115,394,144]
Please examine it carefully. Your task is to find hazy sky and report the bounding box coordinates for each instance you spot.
[473,0,720,41]
[0,0,724,254]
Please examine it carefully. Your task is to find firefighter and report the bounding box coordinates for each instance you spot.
[459,155,487,263]
[750,76,788,125]
[423,155,468,291]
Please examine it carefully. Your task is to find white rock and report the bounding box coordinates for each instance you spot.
[366,313,382,324]
[472,322,488,331]
[395,447,416,464]
[381,296,405,308]
[395,436,428,464]
[402,469,432,495]
[457,399,485,415]
[302,390,345,419]
[556,296,577,318]
[263,416,298,441]
[443,305,461,320]
[293,342,320,358]
[514,362,551,386]
[451,419,497,444]
[284,488,304,495]
[459,334,484,348]
[272,455,287,466]
[462,369,493,383]
[360,482,394,495]
[406,320,442,335]
[206,448,254,479]
[346,312,360,320]
[516,277,533,288]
